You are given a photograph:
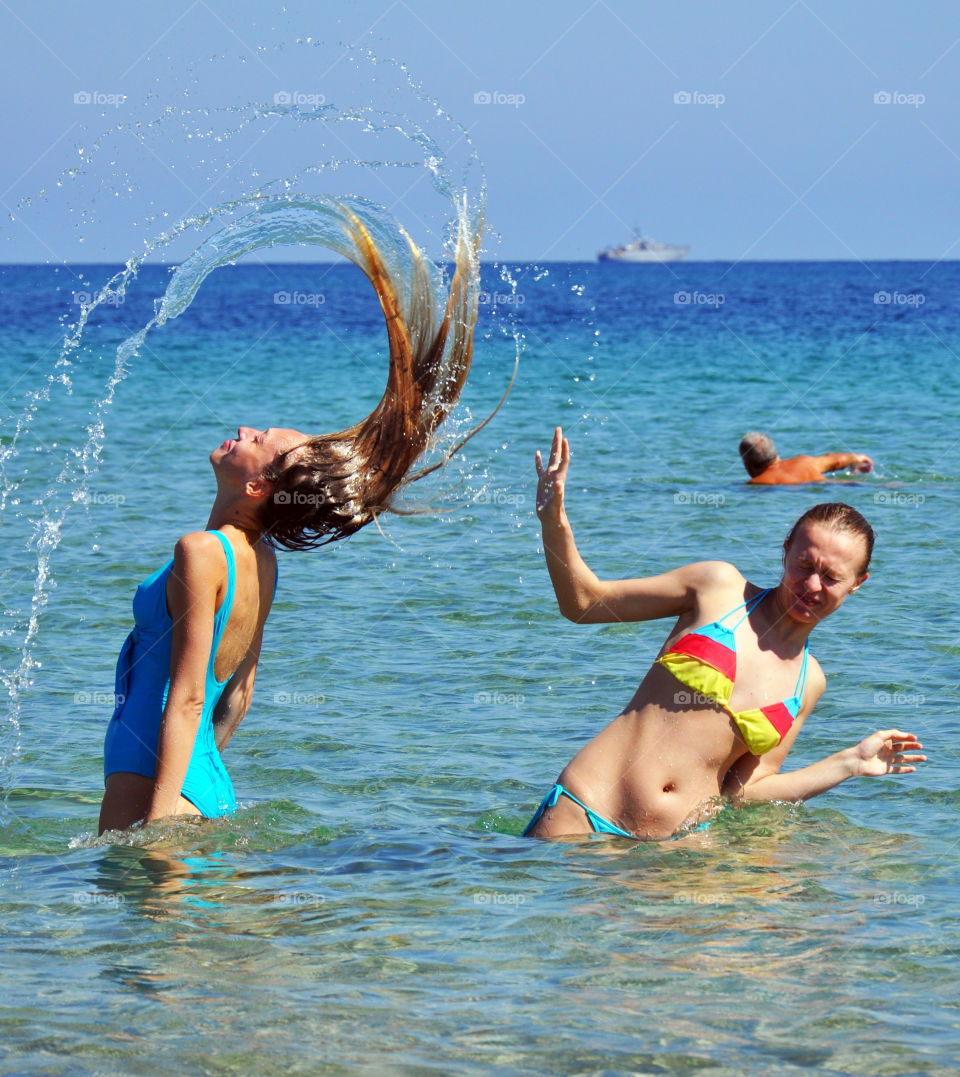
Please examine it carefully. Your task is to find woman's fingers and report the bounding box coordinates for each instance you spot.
[877,729,921,749]
[549,432,569,472]
[549,426,563,466]
[538,428,568,477]
[536,429,570,520]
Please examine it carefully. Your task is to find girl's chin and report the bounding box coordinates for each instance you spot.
[787,598,820,621]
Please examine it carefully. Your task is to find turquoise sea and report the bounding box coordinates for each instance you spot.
[1,258,959,1074]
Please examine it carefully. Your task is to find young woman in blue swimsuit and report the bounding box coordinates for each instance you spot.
[99,426,304,832]
[98,214,485,834]
[524,426,926,841]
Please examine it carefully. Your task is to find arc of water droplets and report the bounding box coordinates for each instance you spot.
[0,185,483,811]
[0,59,488,810]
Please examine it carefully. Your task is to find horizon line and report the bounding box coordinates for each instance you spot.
[0,257,956,268]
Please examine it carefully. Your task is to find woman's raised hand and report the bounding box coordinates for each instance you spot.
[535,427,570,521]
[852,729,926,777]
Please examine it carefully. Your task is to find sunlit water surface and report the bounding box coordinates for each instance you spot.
[1,260,958,1074]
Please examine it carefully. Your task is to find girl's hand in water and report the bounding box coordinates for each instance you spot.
[852,729,926,776]
[535,427,570,521]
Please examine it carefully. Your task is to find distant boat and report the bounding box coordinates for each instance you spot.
[598,232,689,263]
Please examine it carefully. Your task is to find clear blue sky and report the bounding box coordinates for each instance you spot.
[1,0,958,262]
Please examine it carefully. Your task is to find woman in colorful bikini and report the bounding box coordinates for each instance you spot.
[98,212,484,834]
[523,427,926,841]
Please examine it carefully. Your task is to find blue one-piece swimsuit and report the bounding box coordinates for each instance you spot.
[103,529,240,817]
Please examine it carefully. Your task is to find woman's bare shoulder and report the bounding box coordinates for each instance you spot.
[684,560,748,594]
[171,531,232,577]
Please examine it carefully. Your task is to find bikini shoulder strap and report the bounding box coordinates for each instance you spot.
[728,587,771,631]
[793,642,810,700]
[206,530,236,642]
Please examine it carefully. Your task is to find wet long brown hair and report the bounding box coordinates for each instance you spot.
[261,203,494,550]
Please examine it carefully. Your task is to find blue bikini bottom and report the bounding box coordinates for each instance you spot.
[522,782,710,841]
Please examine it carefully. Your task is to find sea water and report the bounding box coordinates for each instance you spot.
[1,257,958,1074]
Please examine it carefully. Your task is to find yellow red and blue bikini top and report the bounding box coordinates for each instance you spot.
[655,588,809,756]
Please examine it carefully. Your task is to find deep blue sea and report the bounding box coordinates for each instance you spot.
[1,259,958,1075]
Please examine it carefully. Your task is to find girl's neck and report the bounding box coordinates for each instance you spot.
[206,491,264,539]
[762,584,816,651]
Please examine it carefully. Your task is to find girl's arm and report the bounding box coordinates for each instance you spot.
[723,664,925,801]
[536,426,737,624]
[145,532,226,822]
[731,731,925,802]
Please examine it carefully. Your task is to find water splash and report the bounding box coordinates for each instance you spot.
[0,49,496,811]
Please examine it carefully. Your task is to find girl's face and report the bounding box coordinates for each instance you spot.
[210,426,308,489]
[779,521,868,625]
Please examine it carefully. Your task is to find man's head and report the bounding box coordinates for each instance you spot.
[739,431,778,478]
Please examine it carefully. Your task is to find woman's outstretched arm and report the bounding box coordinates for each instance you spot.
[535,426,605,620]
[728,730,925,802]
[536,425,735,625]
[723,661,925,803]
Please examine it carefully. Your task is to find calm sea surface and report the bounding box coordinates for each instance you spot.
[1,260,958,1074]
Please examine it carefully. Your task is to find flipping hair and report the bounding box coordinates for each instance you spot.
[261,204,492,550]
[783,502,875,575]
